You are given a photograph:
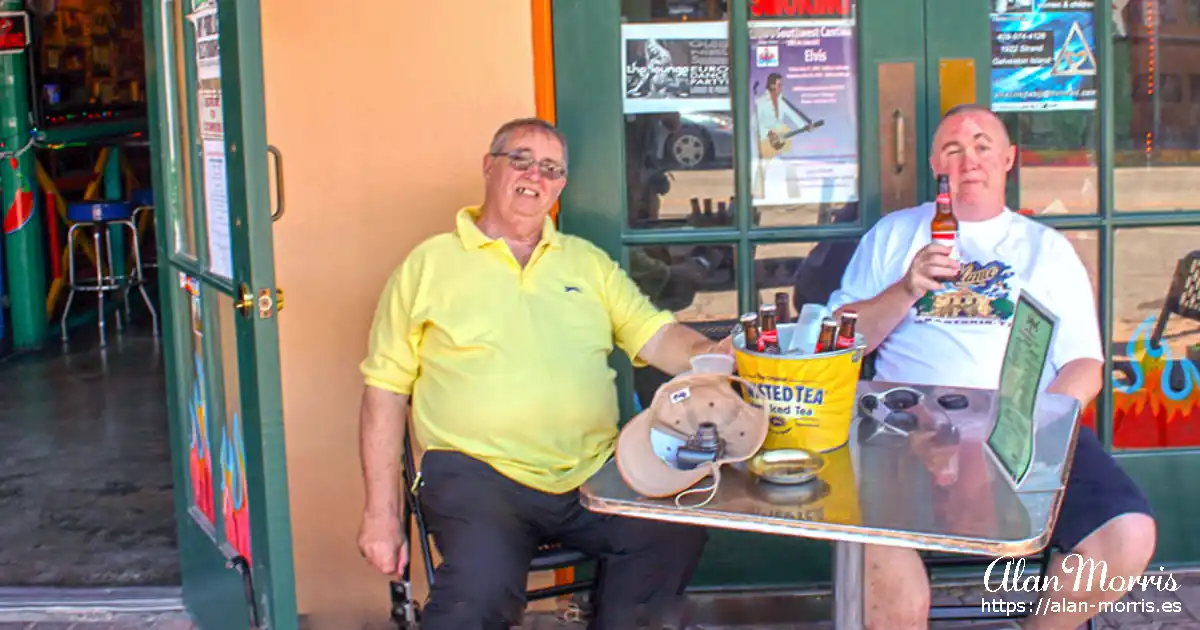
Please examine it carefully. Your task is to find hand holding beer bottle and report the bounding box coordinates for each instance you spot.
[901,175,962,297]
[901,244,961,298]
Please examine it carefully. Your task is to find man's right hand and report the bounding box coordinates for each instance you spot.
[901,243,960,299]
[358,511,409,577]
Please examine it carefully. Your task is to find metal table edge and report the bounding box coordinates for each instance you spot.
[579,490,1056,558]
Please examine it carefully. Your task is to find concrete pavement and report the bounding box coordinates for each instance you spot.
[2,572,1199,629]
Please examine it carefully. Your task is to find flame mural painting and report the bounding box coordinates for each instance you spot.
[189,353,215,524]
[184,274,216,525]
[1082,314,1200,447]
[222,413,252,562]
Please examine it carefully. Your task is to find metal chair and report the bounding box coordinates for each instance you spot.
[1150,250,1200,351]
[389,427,604,629]
[130,188,158,273]
[60,201,159,346]
[923,546,1096,628]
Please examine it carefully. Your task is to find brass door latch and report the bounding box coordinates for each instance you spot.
[236,284,285,319]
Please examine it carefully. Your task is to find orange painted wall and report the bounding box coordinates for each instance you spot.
[258,0,536,626]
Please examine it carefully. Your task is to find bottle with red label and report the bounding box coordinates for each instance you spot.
[816,317,838,353]
[835,310,858,350]
[931,174,961,279]
[757,304,780,354]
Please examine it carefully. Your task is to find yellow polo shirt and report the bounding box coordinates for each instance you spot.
[360,206,676,494]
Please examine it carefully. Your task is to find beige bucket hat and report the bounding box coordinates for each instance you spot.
[615,371,769,501]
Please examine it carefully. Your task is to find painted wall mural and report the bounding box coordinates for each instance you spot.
[1082,313,1200,448]
[183,273,215,526]
[221,412,252,562]
[189,353,215,524]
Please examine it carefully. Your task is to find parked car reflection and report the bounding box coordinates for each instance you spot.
[664,111,734,170]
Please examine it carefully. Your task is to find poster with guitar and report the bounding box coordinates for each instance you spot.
[748,20,859,206]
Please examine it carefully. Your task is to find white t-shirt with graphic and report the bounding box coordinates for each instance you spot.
[827,203,1103,392]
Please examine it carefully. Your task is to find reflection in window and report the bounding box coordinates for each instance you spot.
[1105,227,1200,449]
[1000,111,1098,217]
[753,239,860,319]
[623,2,735,230]
[1061,229,1101,308]
[628,243,739,410]
[1114,1,1200,211]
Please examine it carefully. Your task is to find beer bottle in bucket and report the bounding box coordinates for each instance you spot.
[835,310,858,350]
[774,291,791,324]
[931,174,961,277]
[816,317,839,353]
[758,304,781,354]
[740,312,760,350]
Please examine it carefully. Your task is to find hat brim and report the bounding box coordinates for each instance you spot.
[615,407,710,499]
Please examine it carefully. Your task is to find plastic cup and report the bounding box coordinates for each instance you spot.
[689,353,735,375]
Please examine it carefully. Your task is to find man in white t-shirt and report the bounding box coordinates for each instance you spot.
[827,104,1157,630]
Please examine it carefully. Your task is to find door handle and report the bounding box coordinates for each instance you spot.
[892,110,906,174]
[236,284,284,318]
[267,144,284,222]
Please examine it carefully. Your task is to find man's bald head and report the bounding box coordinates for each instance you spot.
[937,103,1012,146]
[929,104,1016,221]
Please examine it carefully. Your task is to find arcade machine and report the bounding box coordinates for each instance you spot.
[0,0,151,356]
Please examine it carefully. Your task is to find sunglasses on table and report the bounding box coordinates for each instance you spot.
[491,150,567,180]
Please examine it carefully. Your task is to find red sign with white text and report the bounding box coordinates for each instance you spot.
[749,0,853,19]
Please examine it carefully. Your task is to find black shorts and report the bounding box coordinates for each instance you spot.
[1049,425,1155,552]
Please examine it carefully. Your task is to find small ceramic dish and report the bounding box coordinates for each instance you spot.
[746,448,825,485]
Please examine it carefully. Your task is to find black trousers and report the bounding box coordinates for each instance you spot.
[416,449,709,630]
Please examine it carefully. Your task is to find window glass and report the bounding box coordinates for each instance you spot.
[1109,226,1200,449]
[628,242,739,408]
[1113,0,1200,212]
[988,1,1099,217]
[753,239,859,318]
[622,1,735,229]
[748,5,859,228]
[1002,111,1099,217]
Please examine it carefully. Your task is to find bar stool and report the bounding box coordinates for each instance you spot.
[60,201,160,347]
[130,188,157,272]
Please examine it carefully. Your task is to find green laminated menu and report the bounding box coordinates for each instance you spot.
[988,292,1056,488]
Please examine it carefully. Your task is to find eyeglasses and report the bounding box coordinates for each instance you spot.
[858,386,926,440]
[491,150,567,180]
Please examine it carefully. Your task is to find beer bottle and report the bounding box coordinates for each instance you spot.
[740,312,760,350]
[931,174,961,278]
[835,310,858,350]
[758,304,781,354]
[774,291,791,324]
[816,317,839,353]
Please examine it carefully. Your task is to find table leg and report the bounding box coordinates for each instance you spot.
[834,540,864,629]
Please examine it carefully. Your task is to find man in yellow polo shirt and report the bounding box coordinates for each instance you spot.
[357,117,726,630]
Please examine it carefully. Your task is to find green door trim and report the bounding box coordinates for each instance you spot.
[145,0,298,626]
[215,1,298,622]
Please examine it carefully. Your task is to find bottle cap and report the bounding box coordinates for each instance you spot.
[840,309,858,319]
[740,312,758,324]
[761,304,777,315]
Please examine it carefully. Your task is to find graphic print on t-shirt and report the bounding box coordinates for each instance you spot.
[913,259,1017,325]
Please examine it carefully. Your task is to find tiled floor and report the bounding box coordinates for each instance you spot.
[0,318,178,587]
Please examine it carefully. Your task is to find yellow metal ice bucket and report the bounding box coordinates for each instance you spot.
[734,323,866,453]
